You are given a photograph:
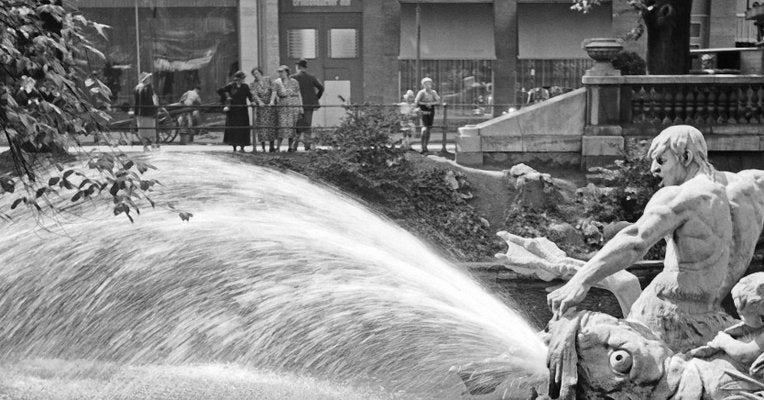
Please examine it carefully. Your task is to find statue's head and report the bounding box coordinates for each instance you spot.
[648,125,712,186]
[732,272,764,329]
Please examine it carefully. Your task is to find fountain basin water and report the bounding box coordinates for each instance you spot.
[0,152,547,399]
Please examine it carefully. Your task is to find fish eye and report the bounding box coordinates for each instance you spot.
[609,349,632,374]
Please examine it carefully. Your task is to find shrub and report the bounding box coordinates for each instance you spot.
[612,51,647,75]
[582,143,660,223]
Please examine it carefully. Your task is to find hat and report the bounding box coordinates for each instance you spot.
[421,77,433,86]
[139,72,152,83]
[277,65,290,73]
[296,58,308,68]
[233,70,246,79]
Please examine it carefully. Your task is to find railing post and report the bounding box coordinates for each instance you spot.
[439,102,449,156]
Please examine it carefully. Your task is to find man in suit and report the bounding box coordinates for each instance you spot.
[291,58,324,151]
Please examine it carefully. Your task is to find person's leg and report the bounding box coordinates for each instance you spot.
[269,141,275,152]
[421,126,430,153]
[261,141,267,152]
[275,138,282,152]
[301,109,314,150]
[287,138,294,152]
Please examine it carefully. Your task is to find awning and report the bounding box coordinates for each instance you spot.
[399,3,496,60]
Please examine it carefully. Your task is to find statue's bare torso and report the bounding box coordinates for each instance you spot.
[630,171,764,351]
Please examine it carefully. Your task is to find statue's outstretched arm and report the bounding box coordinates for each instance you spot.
[495,231,641,316]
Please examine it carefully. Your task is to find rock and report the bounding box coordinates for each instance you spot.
[579,219,604,246]
[548,222,585,249]
[504,163,561,211]
[443,170,460,190]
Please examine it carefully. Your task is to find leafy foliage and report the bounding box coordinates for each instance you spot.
[612,51,647,75]
[0,0,189,222]
[582,143,660,224]
[571,0,651,40]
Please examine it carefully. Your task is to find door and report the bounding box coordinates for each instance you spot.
[280,13,362,127]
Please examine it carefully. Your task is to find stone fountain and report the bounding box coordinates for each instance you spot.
[456,124,764,399]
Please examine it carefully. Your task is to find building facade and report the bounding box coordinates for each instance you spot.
[79,0,757,121]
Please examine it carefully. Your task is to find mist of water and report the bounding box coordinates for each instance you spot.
[0,152,546,399]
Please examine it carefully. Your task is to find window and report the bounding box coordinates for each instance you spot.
[690,23,701,38]
[328,29,357,58]
[287,29,317,59]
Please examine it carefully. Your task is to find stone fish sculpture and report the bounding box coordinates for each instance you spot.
[545,310,760,400]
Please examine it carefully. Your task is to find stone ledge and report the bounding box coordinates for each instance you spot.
[582,136,624,156]
[706,135,761,151]
[583,74,764,85]
[454,151,483,167]
[481,135,581,152]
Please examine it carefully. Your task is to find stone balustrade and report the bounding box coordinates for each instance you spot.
[583,74,764,168]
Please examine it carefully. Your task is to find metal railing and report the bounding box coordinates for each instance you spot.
[106,102,521,151]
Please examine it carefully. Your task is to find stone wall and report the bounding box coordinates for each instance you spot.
[456,88,587,168]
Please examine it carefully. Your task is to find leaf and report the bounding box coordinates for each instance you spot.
[35,187,46,198]
[109,183,119,197]
[179,212,193,222]
[124,160,134,170]
[63,169,75,179]
[48,177,60,186]
[71,191,81,202]
[10,198,24,210]
[0,177,15,193]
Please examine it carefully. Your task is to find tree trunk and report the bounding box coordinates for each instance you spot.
[643,0,693,75]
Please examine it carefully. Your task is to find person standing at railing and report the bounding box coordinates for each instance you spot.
[217,70,253,152]
[291,58,323,151]
[269,65,303,153]
[133,71,158,152]
[178,85,202,142]
[398,90,418,151]
[251,67,277,153]
[414,77,440,154]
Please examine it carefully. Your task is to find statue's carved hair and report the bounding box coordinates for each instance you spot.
[648,125,713,173]
[732,272,764,312]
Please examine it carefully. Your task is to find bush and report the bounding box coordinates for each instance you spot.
[612,51,647,75]
[582,143,660,223]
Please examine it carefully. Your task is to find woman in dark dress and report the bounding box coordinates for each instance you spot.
[217,70,253,152]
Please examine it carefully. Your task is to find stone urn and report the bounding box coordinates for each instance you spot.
[582,37,623,76]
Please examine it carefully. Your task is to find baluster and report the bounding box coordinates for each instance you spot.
[755,86,764,124]
[706,88,717,125]
[695,88,707,126]
[750,86,759,124]
[745,85,755,124]
[716,87,727,124]
[629,87,638,123]
[685,89,695,125]
[650,87,662,125]
[662,88,673,125]
[728,86,738,125]
[640,87,650,123]
[673,88,684,125]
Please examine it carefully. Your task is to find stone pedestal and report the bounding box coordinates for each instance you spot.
[582,38,625,169]
[455,125,483,166]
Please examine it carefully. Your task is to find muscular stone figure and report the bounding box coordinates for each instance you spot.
[547,125,764,352]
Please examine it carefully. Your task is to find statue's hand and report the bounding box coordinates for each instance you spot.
[495,231,583,281]
[547,279,591,319]
[708,331,736,349]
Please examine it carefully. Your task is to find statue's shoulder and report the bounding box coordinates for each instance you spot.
[647,177,723,212]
